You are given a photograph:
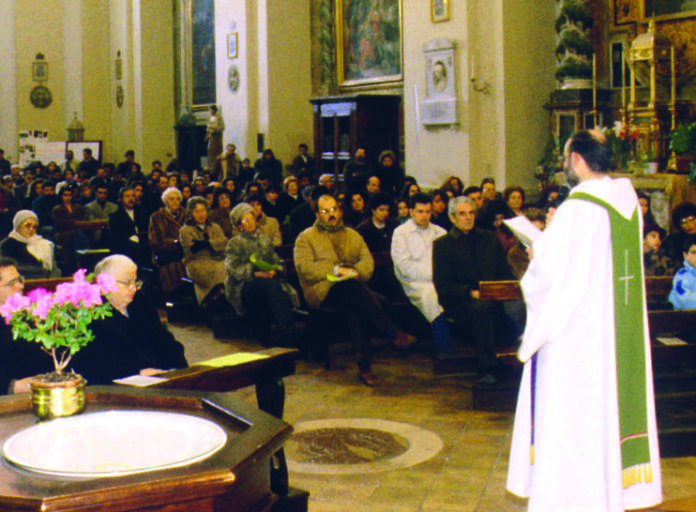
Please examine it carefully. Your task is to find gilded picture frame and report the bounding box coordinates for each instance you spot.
[187,0,217,110]
[641,0,696,22]
[227,33,238,59]
[335,0,403,90]
[432,0,449,23]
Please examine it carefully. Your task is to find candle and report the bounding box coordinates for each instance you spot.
[671,46,676,105]
[621,44,626,117]
[592,54,597,126]
[470,55,475,78]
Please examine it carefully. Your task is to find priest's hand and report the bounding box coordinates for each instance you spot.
[470,290,480,299]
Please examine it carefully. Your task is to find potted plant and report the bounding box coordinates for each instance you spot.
[0,269,116,420]
[669,122,696,174]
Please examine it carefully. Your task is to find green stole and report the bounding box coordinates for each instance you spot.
[570,192,653,489]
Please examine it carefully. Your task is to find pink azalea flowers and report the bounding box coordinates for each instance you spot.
[0,269,117,373]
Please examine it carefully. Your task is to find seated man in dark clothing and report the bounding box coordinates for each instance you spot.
[109,187,150,268]
[289,185,328,242]
[31,180,59,232]
[357,192,405,301]
[70,255,188,385]
[0,258,54,394]
[433,196,517,384]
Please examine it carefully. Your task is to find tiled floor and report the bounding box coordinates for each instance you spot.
[171,322,696,512]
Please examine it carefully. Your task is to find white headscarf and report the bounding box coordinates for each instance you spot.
[8,210,55,271]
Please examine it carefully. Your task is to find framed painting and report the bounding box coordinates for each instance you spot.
[187,0,217,109]
[335,0,403,90]
[432,0,449,22]
[642,0,696,22]
[227,33,238,59]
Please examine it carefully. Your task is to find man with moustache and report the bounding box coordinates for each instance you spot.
[506,130,662,511]
[294,193,416,387]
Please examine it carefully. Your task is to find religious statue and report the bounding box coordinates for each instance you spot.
[206,105,225,171]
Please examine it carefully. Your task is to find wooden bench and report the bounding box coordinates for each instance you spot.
[477,276,696,458]
[24,277,73,293]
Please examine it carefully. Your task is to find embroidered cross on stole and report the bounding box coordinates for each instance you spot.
[570,191,653,489]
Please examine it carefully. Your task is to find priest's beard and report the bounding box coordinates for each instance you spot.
[564,159,580,187]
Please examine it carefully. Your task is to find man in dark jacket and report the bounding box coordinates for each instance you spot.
[433,196,516,384]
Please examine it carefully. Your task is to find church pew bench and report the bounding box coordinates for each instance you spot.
[476,277,696,458]
[117,347,309,511]
[24,277,73,293]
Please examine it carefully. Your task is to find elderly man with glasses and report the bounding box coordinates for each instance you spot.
[294,193,416,387]
[70,254,188,384]
[0,258,53,394]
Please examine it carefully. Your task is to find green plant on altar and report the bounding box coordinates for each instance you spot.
[669,123,696,155]
[0,269,117,375]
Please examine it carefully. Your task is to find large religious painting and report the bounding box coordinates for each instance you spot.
[189,0,216,109]
[642,0,696,22]
[335,0,403,89]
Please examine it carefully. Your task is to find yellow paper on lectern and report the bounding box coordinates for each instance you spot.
[196,352,269,368]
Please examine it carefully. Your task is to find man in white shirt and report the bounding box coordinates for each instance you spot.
[391,192,451,353]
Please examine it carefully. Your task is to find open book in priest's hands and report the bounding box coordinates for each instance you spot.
[503,216,543,248]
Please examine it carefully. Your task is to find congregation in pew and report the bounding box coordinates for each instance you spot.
[0,141,692,391]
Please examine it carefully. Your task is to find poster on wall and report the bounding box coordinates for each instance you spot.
[17,130,48,167]
[335,0,403,89]
[189,0,217,109]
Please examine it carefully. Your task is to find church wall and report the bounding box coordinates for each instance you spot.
[0,2,18,160]
[109,0,132,165]
[133,0,176,169]
[15,0,67,144]
[501,0,557,195]
[402,0,471,189]
[208,0,312,167]
[81,0,113,162]
[265,0,314,166]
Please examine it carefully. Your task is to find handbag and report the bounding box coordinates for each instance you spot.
[154,243,184,266]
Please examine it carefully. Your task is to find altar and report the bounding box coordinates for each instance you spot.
[610,172,696,231]
[0,387,292,512]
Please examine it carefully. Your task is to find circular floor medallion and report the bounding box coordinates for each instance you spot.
[286,418,443,475]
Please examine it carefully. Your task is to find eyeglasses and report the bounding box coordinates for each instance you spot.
[681,216,696,225]
[0,275,25,287]
[319,207,339,215]
[116,279,143,290]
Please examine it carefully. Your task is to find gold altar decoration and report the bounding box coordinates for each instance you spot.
[627,20,676,169]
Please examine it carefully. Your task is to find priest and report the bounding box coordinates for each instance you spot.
[506,129,662,511]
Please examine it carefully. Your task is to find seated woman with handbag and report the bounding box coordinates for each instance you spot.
[225,203,299,346]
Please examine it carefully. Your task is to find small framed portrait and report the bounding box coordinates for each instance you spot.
[431,0,449,23]
[32,61,48,82]
[227,32,238,59]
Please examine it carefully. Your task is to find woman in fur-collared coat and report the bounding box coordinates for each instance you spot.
[148,187,186,292]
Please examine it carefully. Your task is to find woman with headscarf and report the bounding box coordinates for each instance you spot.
[179,196,227,304]
[225,203,299,345]
[0,210,60,279]
[148,187,187,293]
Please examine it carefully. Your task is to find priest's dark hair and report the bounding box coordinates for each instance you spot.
[567,129,612,173]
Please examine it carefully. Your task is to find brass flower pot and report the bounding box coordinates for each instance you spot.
[29,373,86,421]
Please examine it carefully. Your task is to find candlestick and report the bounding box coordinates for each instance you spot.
[671,45,676,130]
[592,54,598,126]
[621,44,627,123]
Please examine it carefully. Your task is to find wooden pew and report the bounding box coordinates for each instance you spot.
[24,277,73,293]
[477,276,696,458]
